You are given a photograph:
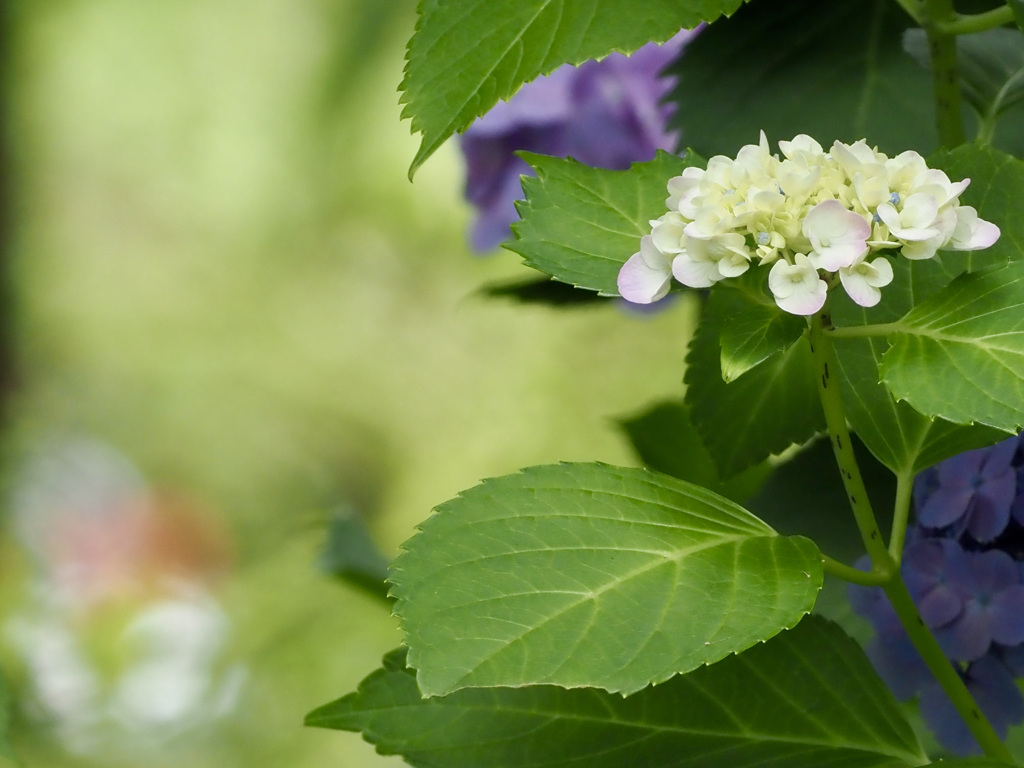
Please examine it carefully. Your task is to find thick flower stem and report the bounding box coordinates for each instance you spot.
[883,577,1016,762]
[923,0,966,146]
[809,309,1015,762]
[808,310,893,574]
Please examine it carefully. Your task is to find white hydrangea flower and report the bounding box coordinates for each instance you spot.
[950,205,1001,251]
[619,132,1001,315]
[671,232,750,288]
[839,255,894,308]
[802,200,870,271]
[769,254,827,315]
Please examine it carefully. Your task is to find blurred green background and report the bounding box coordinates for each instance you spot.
[0,0,697,765]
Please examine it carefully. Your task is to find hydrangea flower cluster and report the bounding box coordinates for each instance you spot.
[618,133,1000,314]
[850,435,1024,755]
[459,32,692,251]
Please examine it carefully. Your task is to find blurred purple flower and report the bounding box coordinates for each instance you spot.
[919,655,1024,755]
[459,31,693,251]
[934,549,1024,661]
[915,436,1018,541]
[851,434,1024,756]
[903,538,968,631]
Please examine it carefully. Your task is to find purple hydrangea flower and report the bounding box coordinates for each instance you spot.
[933,549,1024,661]
[902,538,968,633]
[850,434,1024,756]
[459,31,693,251]
[918,655,1024,755]
[915,436,1018,541]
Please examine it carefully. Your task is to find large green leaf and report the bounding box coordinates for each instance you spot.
[307,617,926,768]
[509,151,696,295]
[390,463,822,697]
[401,0,745,175]
[685,282,824,478]
[881,262,1024,433]
[666,0,937,158]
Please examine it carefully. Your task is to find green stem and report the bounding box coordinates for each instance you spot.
[811,306,1015,762]
[809,309,894,573]
[923,0,967,146]
[887,470,914,563]
[826,321,902,339]
[936,5,1014,35]
[883,577,1016,762]
[822,555,890,586]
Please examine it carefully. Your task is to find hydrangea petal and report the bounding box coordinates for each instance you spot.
[802,200,870,271]
[768,254,826,315]
[951,205,1001,251]
[839,256,893,308]
[617,235,672,303]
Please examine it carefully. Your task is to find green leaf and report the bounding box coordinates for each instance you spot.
[685,283,825,478]
[904,28,1024,131]
[718,272,807,382]
[319,506,391,602]
[390,463,822,697]
[618,400,771,502]
[308,617,926,768]
[881,262,1024,433]
[509,151,697,295]
[745,436,894,564]
[667,0,937,158]
[401,0,746,175]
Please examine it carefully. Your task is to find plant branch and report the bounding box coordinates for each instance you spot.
[812,303,1013,762]
[827,321,903,339]
[922,0,967,146]
[822,555,890,585]
[887,470,915,563]
[936,5,1014,35]
[883,577,1016,761]
[809,309,894,574]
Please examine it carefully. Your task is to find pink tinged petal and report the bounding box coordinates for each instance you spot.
[951,206,1001,251]
[618,236,672,303]
[769,255,827,315]
[802,200,871,271]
